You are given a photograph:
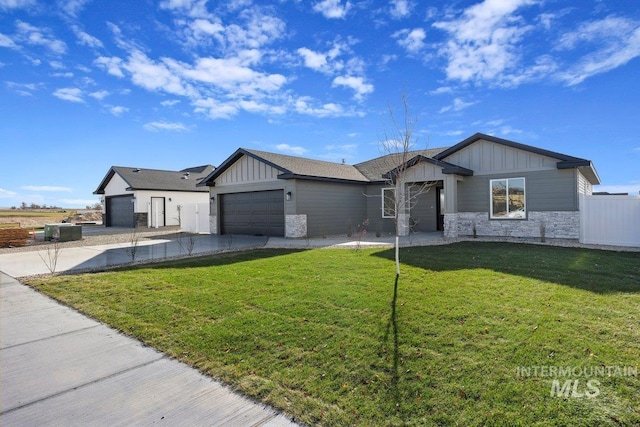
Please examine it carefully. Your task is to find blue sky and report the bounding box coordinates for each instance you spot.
[1,0,639,208]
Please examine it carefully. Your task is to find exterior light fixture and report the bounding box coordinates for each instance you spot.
[286,191,292,201]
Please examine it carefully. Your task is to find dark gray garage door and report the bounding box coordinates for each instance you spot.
[220,190,284,236]
[106,195,134,227]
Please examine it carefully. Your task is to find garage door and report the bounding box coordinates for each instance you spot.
[106,195,134,227]
[220,190,284,236]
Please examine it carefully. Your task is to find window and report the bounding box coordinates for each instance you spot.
[382,188,395,218]
[490,178,526,219]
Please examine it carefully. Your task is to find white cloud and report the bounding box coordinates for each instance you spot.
[122,51,198,97]
[21,185,72,192]
[438,97,476,113]
[390,0,412,20]
[433,0,538,85]
[393,28,426,54]
[332,75,373,100]
[52,71,73,78]
[72,26,103,48]
[161,99,180,106]
[89,90,109,100]
[143,121,190,132]
[275,143,307,156]
[53,87,84,103]
[224,9,286,50]
[313,0,351,19]
[0,0,34,9]
[556,16,640,86]
[59,0,91,17]
[0,188,17,197]
[193,97,239,119]
[293,97,363,118]
[297,40,349,74]
[429,86,453,95]
[6,81,38,96]
[159,0,210,18]
[16,21,67,54]
[94,56,124,77]
[440,130,465,137]
[0,32,18,49]
[110,105,129,116]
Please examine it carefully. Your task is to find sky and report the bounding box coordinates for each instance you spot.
[1,0,639,208]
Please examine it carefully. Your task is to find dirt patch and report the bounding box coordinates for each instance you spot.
[0,211,102,229]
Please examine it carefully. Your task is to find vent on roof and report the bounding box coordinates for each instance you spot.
[133,168,141,172]
[181,172,190,179]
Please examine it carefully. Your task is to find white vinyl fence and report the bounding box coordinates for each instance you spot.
[579,194,640,247]
[179,203,210,234]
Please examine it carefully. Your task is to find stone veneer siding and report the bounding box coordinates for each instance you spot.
[135,213,148,228]
[445,211,580,240]
[209,214,218,234]
[285,214,307,238]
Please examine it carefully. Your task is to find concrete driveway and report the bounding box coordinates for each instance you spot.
[0,234,268,277]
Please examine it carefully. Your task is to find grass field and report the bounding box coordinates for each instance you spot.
[0,209,79,229]
[0,210,74,217]
[27,243,640,426]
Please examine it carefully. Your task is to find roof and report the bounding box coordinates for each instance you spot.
[199,148,370,185]
[198,133,601,187]
[354,147,449,182]
[94,165,215,194]
[434,132,601,184]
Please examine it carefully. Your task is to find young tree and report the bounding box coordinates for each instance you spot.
[379,94,436,277]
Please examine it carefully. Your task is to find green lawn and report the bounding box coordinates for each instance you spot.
[27,242,640,426]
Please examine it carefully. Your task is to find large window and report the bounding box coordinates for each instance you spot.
[490,178,526,219]
[382,188,395,218]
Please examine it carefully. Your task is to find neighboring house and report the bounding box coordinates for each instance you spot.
[94,165,214,228]
[198,133,600,240]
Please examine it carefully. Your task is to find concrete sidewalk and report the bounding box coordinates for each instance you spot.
[0,272,299,426]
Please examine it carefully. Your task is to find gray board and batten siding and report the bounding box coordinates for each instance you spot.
[457,169,581,213]
[294,180,367,237]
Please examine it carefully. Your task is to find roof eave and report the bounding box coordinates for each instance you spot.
[434,132,583,162]
[557,160,601,185]
[277,173,370,184]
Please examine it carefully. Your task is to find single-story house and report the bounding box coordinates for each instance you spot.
[198,133,600,239]
[94,165,214,228]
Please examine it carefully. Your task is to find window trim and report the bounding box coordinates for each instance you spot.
[489,177,526,220]
[382,188,395,218]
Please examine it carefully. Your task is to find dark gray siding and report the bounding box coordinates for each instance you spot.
[295,181,367,237]
[364,184,398,235]
[458,169,578,212]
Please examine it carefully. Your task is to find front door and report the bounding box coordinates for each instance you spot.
[436,187,444,231]
[151,197,165,228]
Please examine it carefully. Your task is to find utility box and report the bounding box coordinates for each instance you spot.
[44,224,82,242]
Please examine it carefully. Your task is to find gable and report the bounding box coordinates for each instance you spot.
[215,154,281,187]
[403,161,447,182]
[442,139,559,175]
[104,172,131,195]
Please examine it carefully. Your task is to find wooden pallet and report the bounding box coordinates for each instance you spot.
[0,228,31,248]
